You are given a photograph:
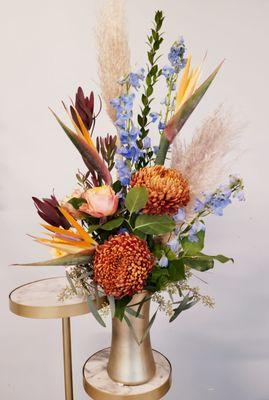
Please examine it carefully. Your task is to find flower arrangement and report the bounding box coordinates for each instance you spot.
[17,7,244,331]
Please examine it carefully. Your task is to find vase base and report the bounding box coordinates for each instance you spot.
[83,347,172,400]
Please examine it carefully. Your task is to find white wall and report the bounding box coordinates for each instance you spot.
[1,0,268,399]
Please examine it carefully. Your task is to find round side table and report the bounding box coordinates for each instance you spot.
[9,276,103,400]
[83,348,172,400]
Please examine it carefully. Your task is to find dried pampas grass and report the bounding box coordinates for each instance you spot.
[171,108,240,215]
[96,0,131,122]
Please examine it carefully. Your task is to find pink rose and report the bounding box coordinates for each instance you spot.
[79,186,118,218]
[61,189,83,219]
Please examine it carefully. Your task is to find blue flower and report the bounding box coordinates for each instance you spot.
[149,112,159,123]
[143,137,151,149]
[167,237,180,253]
[115,159,131,186]
[158,121,166,131]
[168,38,187,72]
[162,65,175,78]
[173,208,186,223]
[236,190,245,202]
[153,146,159,155]
[188,220,205,242]
[158,255,169,268]
[194,198,204,213]
[128,69,145,89]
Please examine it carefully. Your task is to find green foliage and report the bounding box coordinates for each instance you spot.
[114,296,132,321]
[137,10,165,168]
[125,187,148,214]
[68,197,87,209]
[112,180,122,193]
[153,243,177,260]
[181,230,205,255]
[168,259,186,282]
[147,266,170,291]
[169,294,199,322]
[134,214,175,235]
[182,253,233,272]
[100,217,124,231]
[87,296,106,327]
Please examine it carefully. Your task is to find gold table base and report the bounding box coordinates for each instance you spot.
[9,277,105,400]
[83,348,172,400]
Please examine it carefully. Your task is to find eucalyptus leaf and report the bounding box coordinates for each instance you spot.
[100,217,124,231]
[125,307,143,319]
[88,297,106,327]
[125,187,148,214]
[134,214,175,235]
[87,224,100,233]
[169,295,199,322]
[123,315,140,345]
[140,309,158,343]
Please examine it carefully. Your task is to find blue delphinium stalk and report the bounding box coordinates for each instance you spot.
[111,69,154,186]
[194,175,245,217]
[157,37,188,132]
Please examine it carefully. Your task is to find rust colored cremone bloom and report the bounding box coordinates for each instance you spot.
[131,165,190,215]
[93,234,155,298]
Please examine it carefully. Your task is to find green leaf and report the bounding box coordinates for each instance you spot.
[153,243,177,260]
[168,259,186,282]
[112,180,122,193]
[123,315,140,345]
[169,295,199,322]
[88,296,106,327]
[125,306,143,319]
[68,197,86,210]
[115,296,132,321]
[13,249,94,267]
[140,309,158,343]
[134,214,175,235]
[148,266,170,291]
[212,254,234,263]
[125,187,148,214]
[100,217,124,231]
[87,224,100,233]
[181,230,205,255]
[182,254,214,272]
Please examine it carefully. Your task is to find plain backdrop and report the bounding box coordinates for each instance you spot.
[1,0,268,399]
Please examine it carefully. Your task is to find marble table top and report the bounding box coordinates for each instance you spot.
[9,276,90,319]
[83,348,171,399]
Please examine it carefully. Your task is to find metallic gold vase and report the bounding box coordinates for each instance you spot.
[107,292,156,385]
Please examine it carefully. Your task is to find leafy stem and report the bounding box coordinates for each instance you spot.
[136,10,165,166]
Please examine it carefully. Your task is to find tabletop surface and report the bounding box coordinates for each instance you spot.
[9,276,90,319]
[83,348,171,399]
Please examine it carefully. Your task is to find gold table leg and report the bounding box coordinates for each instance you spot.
[62,317,74,400]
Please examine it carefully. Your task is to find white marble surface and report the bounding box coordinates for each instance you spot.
[84,348,171,396]
[10,276,87,307]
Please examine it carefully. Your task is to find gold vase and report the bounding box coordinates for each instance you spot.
[107,292,156,385]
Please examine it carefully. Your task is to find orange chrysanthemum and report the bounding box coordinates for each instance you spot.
[93,234,155,298]
[131,165,190,215]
